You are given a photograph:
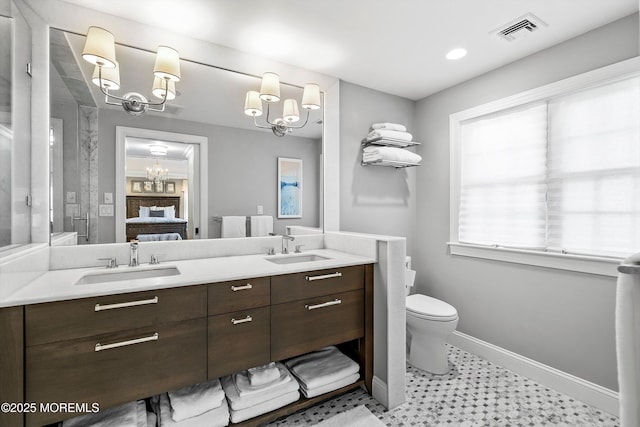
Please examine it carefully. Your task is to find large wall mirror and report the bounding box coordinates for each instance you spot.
[50,28,324,245]
[0,15,12,249]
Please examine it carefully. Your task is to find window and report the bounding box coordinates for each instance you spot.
[450,58,640,275]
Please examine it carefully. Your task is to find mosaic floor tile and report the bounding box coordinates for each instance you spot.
[264,345,618,426]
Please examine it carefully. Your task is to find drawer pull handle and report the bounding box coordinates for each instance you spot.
[305,272,342,282]
[94,296,159,312]
[95,332,159,352]
[305,299,342,311]
[231,284,253,292]
[231,315,253,325]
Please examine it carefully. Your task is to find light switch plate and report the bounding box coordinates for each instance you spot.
[65,204,79,217]
[104,192,113,204]
[99,204,114,217]
[66,191,76,204]
[257,205,264,215]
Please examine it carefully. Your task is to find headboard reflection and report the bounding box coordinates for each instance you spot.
[126,196,181,219]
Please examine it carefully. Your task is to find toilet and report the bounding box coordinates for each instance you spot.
[405,261,458,374]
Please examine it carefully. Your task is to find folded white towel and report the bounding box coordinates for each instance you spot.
[616,253,640,427]
[362,146,422,164]
[221,367,299,411]
[221,216,246,238]
[366,129,413,142]
[136,401,147,427]
[168,378,225,422]
[62,400,139,427]
[250,215,273,237]
[248,362,280,386]
[300,372,360,398]
[229,390,299,424]
[159,393,229,427]
[285,346,360,390]
[371,122,407,132]
[233,362,293,398]
[146,411,156,427]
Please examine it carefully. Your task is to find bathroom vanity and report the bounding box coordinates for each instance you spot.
[0,253,373,427]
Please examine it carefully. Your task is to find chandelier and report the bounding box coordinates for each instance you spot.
[146,158,169,184]
[81,26,181,116]
[244,72,321,137]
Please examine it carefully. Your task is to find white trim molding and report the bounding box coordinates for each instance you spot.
[450,331,619,416]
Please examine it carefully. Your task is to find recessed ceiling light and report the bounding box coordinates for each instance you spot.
[446,48,467,60]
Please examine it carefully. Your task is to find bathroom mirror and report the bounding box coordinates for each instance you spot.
[0,15,12,249]
[49,28,323,244]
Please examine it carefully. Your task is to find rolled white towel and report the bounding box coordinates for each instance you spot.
[233,362,293,398]
[300,372,360,398]
[285,346,360,390]
[229,390,299,424]
[366,129,413,142]
[62,401,139,427]
[371,122,407,132]
[363,146,422,164]
[221,367,299,411]
[248,362,280,386]
[168,378,225,422]
[159,393,229,427]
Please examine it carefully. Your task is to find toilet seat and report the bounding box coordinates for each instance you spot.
[406,294,458,322]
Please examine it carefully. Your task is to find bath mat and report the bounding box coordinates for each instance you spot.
[312,405,385,427]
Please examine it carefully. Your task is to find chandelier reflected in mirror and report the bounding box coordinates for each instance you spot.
[244,72,321,137]
[146,158,169,185]
[81,26,181,116]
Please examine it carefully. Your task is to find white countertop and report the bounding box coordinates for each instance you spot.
[0,249,375,307]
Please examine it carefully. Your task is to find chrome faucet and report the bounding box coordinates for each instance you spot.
[129,241,139,267]
[282,235,295,254]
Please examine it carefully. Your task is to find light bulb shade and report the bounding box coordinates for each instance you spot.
[301,83,321,110]
[244,91,263,116]
[259,72,280,102]
[149,144,168,156]
[82,26,117,68]
[91,62,120,90]
[283,99,300,123]
[154,46,181,82]
[152,77,176,100]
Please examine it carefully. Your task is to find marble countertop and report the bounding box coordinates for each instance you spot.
[0,249,375,307]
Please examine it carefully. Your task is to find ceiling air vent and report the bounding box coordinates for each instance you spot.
[492,13,547,42]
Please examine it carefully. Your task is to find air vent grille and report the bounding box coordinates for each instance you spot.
[492,13,547,42]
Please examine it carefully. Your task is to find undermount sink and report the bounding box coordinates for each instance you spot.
[75,266,181,285]
[265,254,331,265]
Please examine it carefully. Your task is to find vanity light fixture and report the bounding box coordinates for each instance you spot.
[244,72,321,137]
[82,26,181,116]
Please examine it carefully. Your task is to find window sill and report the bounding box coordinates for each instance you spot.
[447,242,621,277]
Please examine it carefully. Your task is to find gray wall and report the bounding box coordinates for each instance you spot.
[97,109,320,242]
[339,81,417,256]
[413,13,638,390]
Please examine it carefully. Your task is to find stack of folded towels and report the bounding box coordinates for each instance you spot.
[363,122,421,165]
[153,378,229,427]
[62,400,149,427]
[285,346,360,398]
[221,362,299,424]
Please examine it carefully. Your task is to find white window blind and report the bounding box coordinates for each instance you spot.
[458,76,640,258]
[459,103,548,249]
[547,77,640,257]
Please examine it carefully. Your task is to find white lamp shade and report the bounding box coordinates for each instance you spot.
[283,99,300,123]
[259,72,280,102]
[91,62,120,90]
[82,26,117,68]
[244,91,263,116]
[152,77,176,100]
[301,83,321,110]
[154,46,181,82]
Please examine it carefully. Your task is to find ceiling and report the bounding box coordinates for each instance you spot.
[59,0,638,100]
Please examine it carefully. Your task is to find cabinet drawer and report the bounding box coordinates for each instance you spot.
[25,285,207,346]
[25,318,207,427]
[271,290,364,361]
[271,265,364,304]
[208,306,270,379]
[208,277,270,315]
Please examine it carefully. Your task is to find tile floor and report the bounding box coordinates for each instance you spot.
[265,345,619,426]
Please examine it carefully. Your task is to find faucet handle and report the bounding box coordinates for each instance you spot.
[294,245,305,253]
[150,254,161,265]
[265,247,276,255]
[98,257,118,269]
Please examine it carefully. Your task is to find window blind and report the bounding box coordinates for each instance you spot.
[547,77,640,257]
[459,103,548,249]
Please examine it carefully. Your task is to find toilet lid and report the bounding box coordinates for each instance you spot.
[406,294,458,321]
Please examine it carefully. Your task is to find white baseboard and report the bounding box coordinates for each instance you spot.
[450,331,619,416]
[372,376,389,409]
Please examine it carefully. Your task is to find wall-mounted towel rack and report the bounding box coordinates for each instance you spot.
[361,159,421,168]
[361,137,421,148]
[71,212,89,242]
